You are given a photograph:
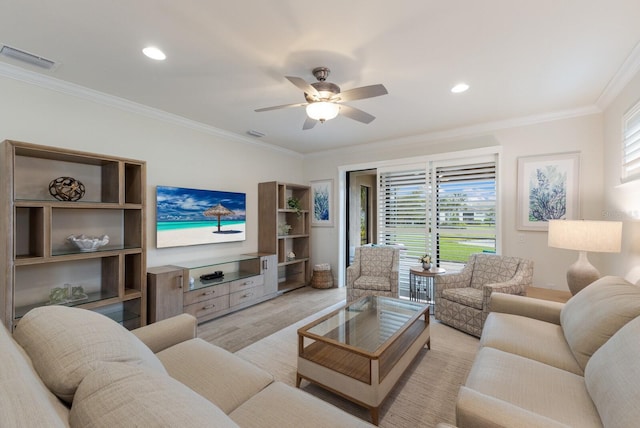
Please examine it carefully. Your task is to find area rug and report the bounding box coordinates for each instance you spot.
[235,302,479,427]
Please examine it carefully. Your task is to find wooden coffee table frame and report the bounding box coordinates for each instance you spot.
[296,297,430,425]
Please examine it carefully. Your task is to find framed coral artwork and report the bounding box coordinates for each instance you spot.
[310,179,333,227]
[517,152,580,231]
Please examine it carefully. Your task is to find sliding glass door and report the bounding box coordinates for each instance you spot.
[377,155,497,298]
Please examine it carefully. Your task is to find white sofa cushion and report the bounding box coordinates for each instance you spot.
[585,315,640,428]
[0,324,69,427]
[480,312,582,375]
[70,362,238,428]
[456,387,572,428]
[463,347,601,427]
[157,338,274,414]
[560,276,640,370]
[230,381,374,427]
[13,306,166,403]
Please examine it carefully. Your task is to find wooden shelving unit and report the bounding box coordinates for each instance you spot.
[258,181,311,293]
[0,140,146,330]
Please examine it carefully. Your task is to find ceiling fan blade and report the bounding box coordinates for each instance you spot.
[335,84,388,102]
[340,104,376,124]
[285,76,320,98]
[302,117,317,130]
[255,102,307,112]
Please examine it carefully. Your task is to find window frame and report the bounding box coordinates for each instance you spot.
[622,99,640,184]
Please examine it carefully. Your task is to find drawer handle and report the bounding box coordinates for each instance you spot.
[203,290,214,296]
[242,293,252,298]
[203,304,215,310]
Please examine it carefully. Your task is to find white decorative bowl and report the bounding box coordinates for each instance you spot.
[66,234,109,252]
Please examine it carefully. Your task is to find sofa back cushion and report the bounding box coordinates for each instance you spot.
[359,247,396,277]
[560,275,640,371]
[70,362,239,428]
[585,315,640,428]
[13,306,166,403]
[0,323,69,427]
[469,254,520,289]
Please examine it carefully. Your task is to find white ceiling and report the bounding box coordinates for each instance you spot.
[2,1,640,155]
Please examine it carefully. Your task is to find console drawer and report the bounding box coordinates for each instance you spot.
[229,275,264,293]
[230,286,264,307]
[184,295,229,319]
[184,283,230,306]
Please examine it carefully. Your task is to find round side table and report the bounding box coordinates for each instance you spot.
[409,266,446,307]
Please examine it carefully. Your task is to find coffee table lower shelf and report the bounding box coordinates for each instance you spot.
[296,304,430,425]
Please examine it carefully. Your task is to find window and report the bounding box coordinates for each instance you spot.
[434,161,497,270]
[622,100,640,183]
[378,156,497,298]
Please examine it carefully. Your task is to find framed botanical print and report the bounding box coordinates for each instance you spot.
[517,152,580,231]
[310,179,333,227]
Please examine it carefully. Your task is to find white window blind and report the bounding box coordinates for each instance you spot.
[622,101,640,183]
[434,161,497,269]
[378,167,428,298]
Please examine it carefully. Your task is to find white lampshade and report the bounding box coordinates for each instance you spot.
[548,220,622,253]
[306,102,340,122]
[548,219,622,295]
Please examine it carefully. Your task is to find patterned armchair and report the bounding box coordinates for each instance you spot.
[434,253,533,337]
[346,246,400,303]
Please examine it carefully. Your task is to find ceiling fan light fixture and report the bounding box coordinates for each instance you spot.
[306,101,340,122]
[142,46,166,61]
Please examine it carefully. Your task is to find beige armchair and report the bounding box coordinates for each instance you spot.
[346,246,400,303]
[434,253,533,337]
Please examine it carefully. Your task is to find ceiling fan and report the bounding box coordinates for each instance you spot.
[255,67,388,130]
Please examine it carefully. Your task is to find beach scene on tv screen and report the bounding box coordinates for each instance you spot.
[156,185,246,248]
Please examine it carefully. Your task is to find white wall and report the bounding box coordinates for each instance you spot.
[602,70,640,284]
[1,72,619,291]
[0,76,304,268]
[304,114,605,291]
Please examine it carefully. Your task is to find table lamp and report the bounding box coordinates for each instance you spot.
[548,219,622,295]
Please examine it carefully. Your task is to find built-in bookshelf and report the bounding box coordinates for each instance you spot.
[258,181,311,292]
[0,140,146,330]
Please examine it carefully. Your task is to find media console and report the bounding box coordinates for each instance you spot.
[147,253,277,324]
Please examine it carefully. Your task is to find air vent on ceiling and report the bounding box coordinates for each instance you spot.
[0,45,57,70]
[247,130,265,138]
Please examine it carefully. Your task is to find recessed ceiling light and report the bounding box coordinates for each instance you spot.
[142,46,166,61]
[451,83,469,93]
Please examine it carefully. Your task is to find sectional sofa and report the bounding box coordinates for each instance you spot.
[1,305,373,427]
[455,275,640,427]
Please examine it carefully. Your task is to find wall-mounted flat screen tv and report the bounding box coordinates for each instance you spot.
[156,185,246,248]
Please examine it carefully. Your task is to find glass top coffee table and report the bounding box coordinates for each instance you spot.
[296,296,430,425]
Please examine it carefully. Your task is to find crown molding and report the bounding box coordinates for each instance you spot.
[0,62,302,158]
[306,105,601,158]
[597,39,640,109]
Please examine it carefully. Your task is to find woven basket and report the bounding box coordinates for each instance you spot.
[311,269,333,289]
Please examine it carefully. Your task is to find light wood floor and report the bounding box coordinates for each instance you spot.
[197,286,346,353]
[197,285,570,353]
